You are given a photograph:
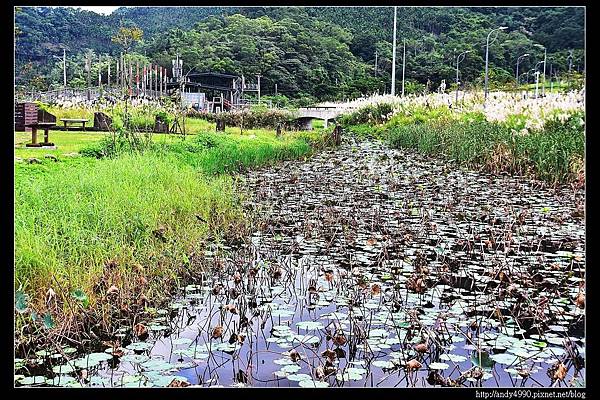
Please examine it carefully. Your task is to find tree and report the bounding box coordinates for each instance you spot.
[112,24,143,54]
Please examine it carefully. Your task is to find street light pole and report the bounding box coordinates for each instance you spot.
[401,38,406,97]
[455,50,471,105]
[516,53,529,87]
[257,74,262,103]
[484,26,508,102]
[534,61,543,98]
[542,47,547,96]
[391,6,397,96]
[63,48,66,89]
[568,50,573,74]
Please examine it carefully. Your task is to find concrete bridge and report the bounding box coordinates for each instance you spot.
[295,106,356,129]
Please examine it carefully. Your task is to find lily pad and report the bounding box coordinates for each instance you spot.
[52,363,75,374]
[298,380,329,387]
[296,321,325,330]
[286,373,312,381]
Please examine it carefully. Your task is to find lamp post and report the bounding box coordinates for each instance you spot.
[516,53,529,87]
[567,50,573,74]
[52,48,67,92]
[542,47,547,96]
[484,26,508,102]
[455,50,471,105]
[391,6,397,96]
[534,61,544,98]
[534,44,547,96]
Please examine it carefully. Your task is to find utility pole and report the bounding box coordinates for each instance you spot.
[542,46,547,96]
[241,75,245,101]
[455,50,471,105]
[108,56,111,87]
[85,52,91,88]
[275,83,278,95]
[391,6,397,96]
[401,38,406,97]
[568,50,573,74]
[63,48,67,89]
[374,50,378,76]
[484,26,508,102]
[120,52,123,88]
[257,74,262,103]
[98,54,101,87]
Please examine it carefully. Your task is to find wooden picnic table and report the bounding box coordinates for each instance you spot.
[25,122,56,147]
[60,118,89,131]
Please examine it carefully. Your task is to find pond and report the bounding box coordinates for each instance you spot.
[15,138,585,388]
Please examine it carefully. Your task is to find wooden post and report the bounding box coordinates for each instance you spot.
[31,127,38,145]
[129,61,133,92]
[154,65,157,96]
[160,66,163,97]
[120,52,124,88]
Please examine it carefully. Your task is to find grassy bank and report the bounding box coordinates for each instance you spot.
[387,116,584,184]
[337,92,585,185]
[14,123,327,348]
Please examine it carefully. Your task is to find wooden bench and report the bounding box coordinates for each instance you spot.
[60,118,89,131]
[25,122,56,147]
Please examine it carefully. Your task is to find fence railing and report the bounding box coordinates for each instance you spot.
[16,86,167,103]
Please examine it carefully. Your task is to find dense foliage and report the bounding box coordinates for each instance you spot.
[15,6,584,101]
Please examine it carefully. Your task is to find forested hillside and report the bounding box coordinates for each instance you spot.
[15,6,584,101]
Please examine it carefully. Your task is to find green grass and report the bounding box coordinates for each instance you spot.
[386,116,585,183]
[15,130,110,159]
[161,130,320,175]
[15,154,241,301]
[14,122,327,336]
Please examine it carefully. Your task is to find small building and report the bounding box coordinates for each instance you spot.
[166,72,257,112]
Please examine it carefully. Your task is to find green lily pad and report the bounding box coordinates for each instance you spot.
[47,375,77,386]
[18,375,46,385]
[428,362,450,370]
[121,354,150,364]
[298,380,329,387]
[43,313,55,329]
[286,373,312,381]
[148,324,170,331]
[372,360,395,369]
[171,337,193,346]
[35,349,50,357]
[280,364,301,373]
[440,353,467,363]
[71,289,89,307]
[471,351,495,370]
[126,342,154,351]
[490,353,519,366]
[15,290,29,314]
[296,321,325,330]
[141,359,173,372]
[52,363,75,374]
